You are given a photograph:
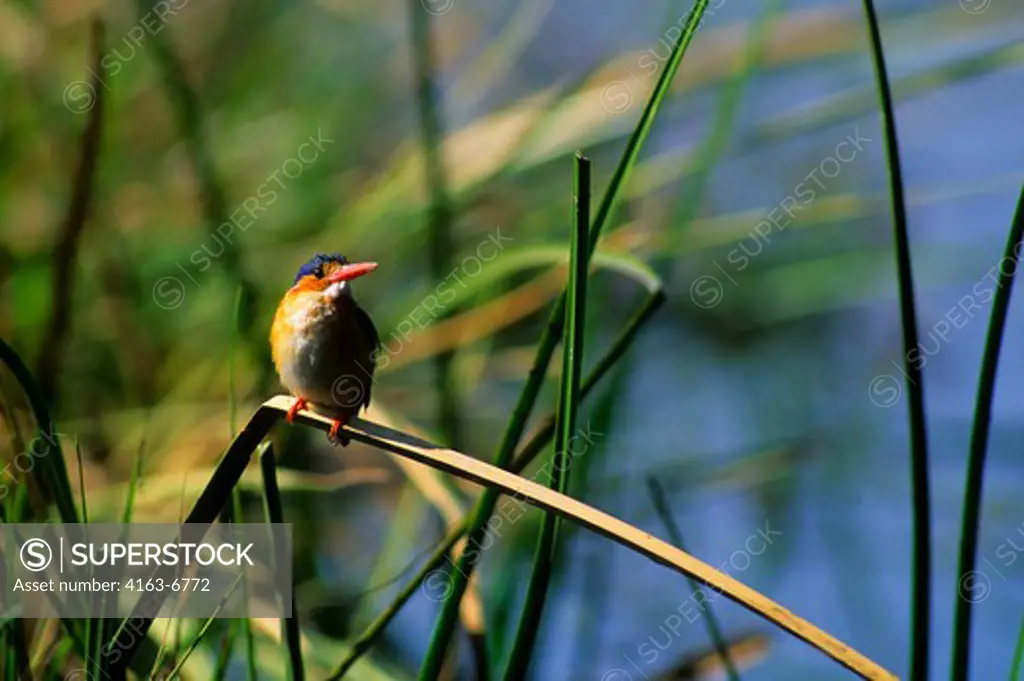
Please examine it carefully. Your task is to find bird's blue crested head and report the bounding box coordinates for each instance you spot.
[294,253,348,285]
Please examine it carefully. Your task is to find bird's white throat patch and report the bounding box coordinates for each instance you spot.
[324,281,350,301]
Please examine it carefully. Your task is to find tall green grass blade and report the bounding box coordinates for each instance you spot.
[563,356,629,675]
[36,17,104,409]
[327,291,664,679]
[417,0,708,672]
[212,623,239,681]
[858,2,931,677]
[260,446,305,681]
[232,488,257,681]
[122,438,146,525]
[410,0,462,449]
[2,633,10,681]
[501,153,590,681]
[670,0,782,234]
[229,285,257,681]
[132,0,234,276]
[90,616,105,681]
[399,0,474,544]
[103,437,146,677]
[0,338,94,671]
[1010,615,1024,681]
[646,477,741,681]
[174,480,189,671]
[205,289,247,681]
[952,185,1024,681]
[0,380,29,503]
[132,0,271,391]
[0,338,77,523]
[148,615,177,680]
[0,484,26,677]
[1,427,31,525]
[73,438,101,681]
[162,573,246,681]
[74,439,88,524]
[230,285,244,435]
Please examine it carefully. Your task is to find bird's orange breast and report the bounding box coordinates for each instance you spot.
[271,289,329,369]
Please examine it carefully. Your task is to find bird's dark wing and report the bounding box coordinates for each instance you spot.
[354,303,380,408]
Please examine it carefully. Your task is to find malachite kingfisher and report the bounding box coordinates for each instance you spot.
[271,253,381,445]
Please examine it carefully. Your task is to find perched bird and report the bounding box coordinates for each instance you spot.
[271,253,380,445]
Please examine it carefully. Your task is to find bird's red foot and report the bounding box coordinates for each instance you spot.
[328,418,350,447]
[286,398,308,424]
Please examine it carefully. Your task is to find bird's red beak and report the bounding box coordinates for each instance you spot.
[326,262,378,283]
